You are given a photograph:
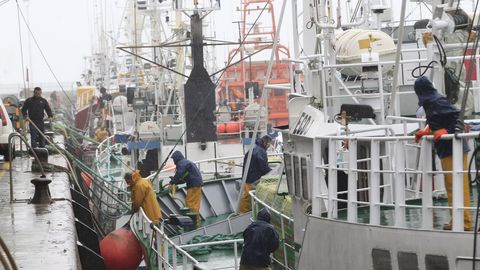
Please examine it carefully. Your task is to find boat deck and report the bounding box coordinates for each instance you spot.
[334,193,479,230]
[0,144,81,269]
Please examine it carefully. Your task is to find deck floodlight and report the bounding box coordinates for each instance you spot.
[340,104,376,120]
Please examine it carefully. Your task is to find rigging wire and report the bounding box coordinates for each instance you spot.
[15,1,76,110]
[151,1,272,181]
[15,0,27,92]
[469,142,480,270]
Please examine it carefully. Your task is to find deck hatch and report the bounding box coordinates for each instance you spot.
[372,248,392,270]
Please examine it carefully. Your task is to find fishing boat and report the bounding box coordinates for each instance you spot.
[128,0,480,269]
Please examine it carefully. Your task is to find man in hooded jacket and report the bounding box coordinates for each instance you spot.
[124,170,162,224]
[169,150,203,224]
[240,208,280,270]
[239,135,272,213]
[414,76,472,230]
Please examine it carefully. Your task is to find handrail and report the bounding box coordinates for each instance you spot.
[132,208,200,269]
[8,132,46,202]
[311,131,479,232]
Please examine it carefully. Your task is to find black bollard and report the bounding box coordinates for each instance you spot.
[29,178,52,204]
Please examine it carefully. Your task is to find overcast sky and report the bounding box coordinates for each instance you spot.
[0,0,294,91]
[0,0,92,87]
[0,0,475,93]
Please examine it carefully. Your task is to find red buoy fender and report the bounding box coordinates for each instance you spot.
[100,228,143,270]
[80,172,93,189]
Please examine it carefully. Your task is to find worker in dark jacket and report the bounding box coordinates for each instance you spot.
[22,87,53,148]
[239,135,272,213]
[414,76,472,231]
[240,208,280,270]
[169,150,203,224]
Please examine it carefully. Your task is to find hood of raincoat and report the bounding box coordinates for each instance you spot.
[257,208,271,223]
[171,151,185,164]
[414,76,459,115]
[131,170,142,185]
[255,135,272,150]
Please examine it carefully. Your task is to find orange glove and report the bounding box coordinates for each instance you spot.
[433,128,448,142]
[415,126,431,143]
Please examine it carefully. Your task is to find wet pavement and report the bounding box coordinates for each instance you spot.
[0,138,81,269]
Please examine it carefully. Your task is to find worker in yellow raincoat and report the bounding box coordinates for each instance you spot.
[124,170,162,224]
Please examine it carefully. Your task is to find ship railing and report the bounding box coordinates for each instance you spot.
[311,131,480,232]
[132,208,201,270]
[133,207,247,270]
[318,47,480,123]
[91,134,131,217]
[250,190,295,270]
[187,153,283,180]
[95,134,125,179]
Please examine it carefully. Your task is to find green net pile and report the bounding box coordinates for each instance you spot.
[255,175,297,269]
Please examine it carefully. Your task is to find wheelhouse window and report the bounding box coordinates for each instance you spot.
[294,155,301,197]
[284,153,293,194]
[301,157,309,200]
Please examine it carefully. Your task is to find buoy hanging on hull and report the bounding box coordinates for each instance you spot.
[100,228,143,270]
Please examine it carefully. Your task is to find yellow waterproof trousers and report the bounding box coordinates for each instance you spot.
[186,187,202,224]
[441,153,473,230]
[239,183,254,214]
[239,265,271,270]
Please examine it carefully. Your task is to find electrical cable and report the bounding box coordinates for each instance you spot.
[411,34,450,79]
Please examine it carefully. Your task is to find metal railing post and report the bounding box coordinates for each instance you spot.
[327,139,337,218]
[421,139,434,229]
[452,138,464,231]
[369,140,381,225]
[347,139,358,223]
[394,140,406,227]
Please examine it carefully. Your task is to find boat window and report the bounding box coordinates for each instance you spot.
[301,157,309,200]
[425,255,449,270]
[284,153,293,194]
[397,252,418,270]
[294,155,301,197]
[372,248,392,270]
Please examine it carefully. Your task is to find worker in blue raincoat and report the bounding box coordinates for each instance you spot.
[169,150,203,224]
[239,135,272,213]
[240,208,280,270]
[414,76,472,230]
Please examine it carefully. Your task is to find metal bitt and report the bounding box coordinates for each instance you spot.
[29,178,52,204]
